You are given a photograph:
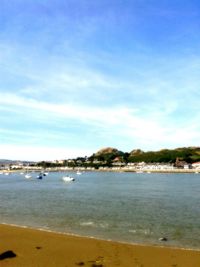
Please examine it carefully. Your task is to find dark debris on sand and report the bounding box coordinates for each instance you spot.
[0,250,17,260]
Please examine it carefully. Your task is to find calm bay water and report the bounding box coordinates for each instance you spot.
[1,171,200,249]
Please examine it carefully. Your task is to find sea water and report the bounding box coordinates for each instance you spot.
[1,171,200,249]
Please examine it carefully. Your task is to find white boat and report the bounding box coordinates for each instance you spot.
[25,174,32,179]
[62,176,75,182]
[76,171,82,175]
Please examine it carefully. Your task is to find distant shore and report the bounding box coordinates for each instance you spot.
[1,223,200,267]
[2,167,200,174]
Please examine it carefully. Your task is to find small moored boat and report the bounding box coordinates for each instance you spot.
[62,176,75,182]
[37,173,43,179]
[25,174,32,179]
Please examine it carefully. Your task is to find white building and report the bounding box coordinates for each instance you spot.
[192,162,200,169]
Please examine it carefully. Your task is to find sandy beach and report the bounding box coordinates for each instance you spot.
[0,224,200,267]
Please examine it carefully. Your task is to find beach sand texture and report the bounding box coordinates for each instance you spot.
[1,224,200,267]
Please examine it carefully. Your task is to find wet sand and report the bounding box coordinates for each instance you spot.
[1,224,200,267]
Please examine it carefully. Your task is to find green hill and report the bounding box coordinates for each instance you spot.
[128,147,200,163]
[90,146,200,164]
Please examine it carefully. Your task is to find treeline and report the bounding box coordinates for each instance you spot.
[36,147,200,168]
[128,147,200,163]
[89,147,200,164]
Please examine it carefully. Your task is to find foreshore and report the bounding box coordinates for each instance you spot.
[1,224,200,267]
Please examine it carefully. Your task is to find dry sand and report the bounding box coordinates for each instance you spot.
[1,224,200,267]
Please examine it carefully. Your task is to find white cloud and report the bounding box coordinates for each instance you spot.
[1,91,200,154]
[0,92,138,127]
[0,144,92,161]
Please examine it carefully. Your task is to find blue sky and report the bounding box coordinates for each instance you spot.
[0,0,200,161]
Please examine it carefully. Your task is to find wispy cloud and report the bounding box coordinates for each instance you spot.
[1,90,200,155]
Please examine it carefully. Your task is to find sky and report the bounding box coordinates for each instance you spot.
[0,0,200,161]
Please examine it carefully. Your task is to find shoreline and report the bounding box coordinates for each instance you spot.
[1,222,200,252]
[1,168,200,174]
[1,223,200,267]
